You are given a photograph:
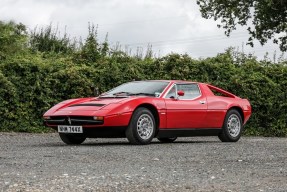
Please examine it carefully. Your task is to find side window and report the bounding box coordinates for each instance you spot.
[165,85,176,98]
[165,84,201,99]
[177,84,201,99]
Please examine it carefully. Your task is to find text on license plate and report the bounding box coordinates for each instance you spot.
[58,126,83,133]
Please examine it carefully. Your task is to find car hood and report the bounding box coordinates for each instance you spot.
[58,97,131,111]
[44,96,156,117]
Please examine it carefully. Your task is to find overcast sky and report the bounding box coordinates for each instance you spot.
[1,0,285,60]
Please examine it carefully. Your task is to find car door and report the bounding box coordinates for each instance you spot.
[164,83,207,128]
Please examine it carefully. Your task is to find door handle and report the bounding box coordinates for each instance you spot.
[199,100,206,104]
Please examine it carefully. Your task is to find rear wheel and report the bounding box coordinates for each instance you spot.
[59,133,86,145]
[218,109,243,142]
[126,107,156,145]
[157,137,177,143]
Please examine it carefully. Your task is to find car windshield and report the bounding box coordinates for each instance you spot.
[100,81,169,97]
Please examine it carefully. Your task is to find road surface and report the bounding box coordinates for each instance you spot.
[0,133,286,192]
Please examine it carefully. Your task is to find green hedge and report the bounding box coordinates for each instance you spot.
[0,52,286,136]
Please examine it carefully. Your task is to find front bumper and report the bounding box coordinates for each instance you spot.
[44,112,133,129]
[44,116,104,126]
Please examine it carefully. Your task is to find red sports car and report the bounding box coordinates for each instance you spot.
[43,80,251,145]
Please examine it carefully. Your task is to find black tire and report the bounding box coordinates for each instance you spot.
[126,107,156,145]
[59,133,86,145]
[218,109,243,142]
[157,137,177,143]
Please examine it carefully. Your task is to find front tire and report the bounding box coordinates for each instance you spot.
[59,133,86,145]
[126,107,156,145]
[218,109,243,142]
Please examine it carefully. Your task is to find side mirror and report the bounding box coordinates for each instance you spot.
[177,90,185,96]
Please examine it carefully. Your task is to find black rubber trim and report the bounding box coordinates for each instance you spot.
[44,125,221,138]
[157,128,221,137]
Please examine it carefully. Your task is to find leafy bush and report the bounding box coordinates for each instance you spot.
[0,20,286,136]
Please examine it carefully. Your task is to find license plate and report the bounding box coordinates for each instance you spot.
[58,125,83,133]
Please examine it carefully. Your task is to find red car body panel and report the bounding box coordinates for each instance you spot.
[43,80,251,137]
[164,93,207,128]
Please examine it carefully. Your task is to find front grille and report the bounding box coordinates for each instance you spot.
[45,116,103,126]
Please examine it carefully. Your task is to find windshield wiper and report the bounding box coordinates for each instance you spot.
[128,93,155,96]
[98,92,131,98]
[112,91,133,96]
[107,92,155,97]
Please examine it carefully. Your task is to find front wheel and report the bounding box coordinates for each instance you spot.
[218,109,243,142]
[126,107,156,145]
[59,133,86,145]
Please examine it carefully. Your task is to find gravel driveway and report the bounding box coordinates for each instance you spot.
[0,133,286,192]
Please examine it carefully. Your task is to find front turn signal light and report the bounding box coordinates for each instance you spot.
[93,116,104,121]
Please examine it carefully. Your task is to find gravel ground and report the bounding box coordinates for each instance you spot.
[0,132,286,192]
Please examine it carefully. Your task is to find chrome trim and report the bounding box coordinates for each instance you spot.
[159,81,173,98]
[46,119,65,123]
[104,80,171,98]
[70,119,103,123]
[175,95,202,101]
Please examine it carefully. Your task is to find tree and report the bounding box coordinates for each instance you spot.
[196,0,287,51]
[0,21,27,60]
[78,23,109,62]
[29,24,75,54]
[79,23,101,62]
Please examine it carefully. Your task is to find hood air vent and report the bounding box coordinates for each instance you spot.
[69,103,105,107]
